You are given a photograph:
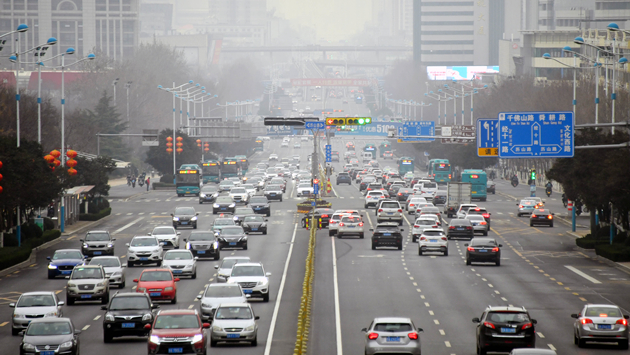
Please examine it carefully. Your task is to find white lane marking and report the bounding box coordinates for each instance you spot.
[264,224,299,355]
[444,340,451,347]
[93,315,101,321]
[565,265,602,284]
[433,319,440,325]
[113,217,144,235]
[439,329,445,335]
[537,332,545,338]
[332,231,343,355]
[548,344,556,351]
[82,325,90,331]
[365,212,374,229]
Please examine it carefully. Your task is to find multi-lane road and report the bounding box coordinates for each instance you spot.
[1,136,629,355]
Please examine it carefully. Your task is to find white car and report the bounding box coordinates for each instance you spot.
[268,154,279,161]
[328,210,361,236]
[296,182,314,197]
[456,204,478,219]
[418,228,448,256]
[364,191,385,208]
[162,249,198,278]
[214,256,251,282]
[412,217,440,242]
[419,181,438,196]
[226,262,272,302]
[89,256,126,288]
[241,183,257,196]
[376,200,403,225]
[218,180,235,192]
[10,292,64,335]
[294,143,301,148]
[229,187,251,205]
[126,236,163,267]
[150,226,180,249]
[281,141,289,148]
[406,197,428,214]
[336,215,364,239]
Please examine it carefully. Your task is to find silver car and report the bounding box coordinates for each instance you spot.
[10,292,64,336]
[572,304,629,349]
[65,265,110,305]
[150,226,181,249]
[215,256,251,282]
[337,215,364,239]
[226,263,271,302]
[362,317,423,355]
[418,228,448,256]
[465,214,489,236]
[197,284,249,321]
[162,250,198,279]
[89,256,126,288]
[210,303,259,347]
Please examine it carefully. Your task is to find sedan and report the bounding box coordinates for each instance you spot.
[264,185,284,201]
[447,219,474,240]
[134,269,179,304]
[465,237,502,266]
[197,284,248,321]
[47,249,86,279]
[150,226,180,249]
[362,317,423,355]
[486,180,496,194]
[147,310,209,355]
[336,173,352,185]
[242,215,268,234]
[411,217,439,243]
[465,214,489,236]
[218,180,235,192]
[20,318,80,355]
[233,207,255,225]
[210,303,259,347]
[213,196,236,214]
[248,196,271,216]
[516,199,537,217]
[199,185,219,204]
[572,304,629,349]
[10,292,64,336]
[216,226,248,250]
[89,256,126,288]
[210,218,236,234]
[214,256,251,283]
[530,209,554,227]
[162,250,197,279]
[171,206,199,229]
[184,231,220,260]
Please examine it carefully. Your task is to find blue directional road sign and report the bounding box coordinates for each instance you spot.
[313,183,319,195]
[397,121,435,142]
[325,144,332,163]
[311,201,316,206]
[305,121,325,129]
[498,111,574,158]
[476,119,499,157]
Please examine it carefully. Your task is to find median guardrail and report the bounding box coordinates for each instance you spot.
[294,210,316,354]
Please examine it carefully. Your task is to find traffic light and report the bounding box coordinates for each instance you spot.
[325,117,372,126]
[530,169,536,181]
[312,178,320,186]
[326,118,346,126]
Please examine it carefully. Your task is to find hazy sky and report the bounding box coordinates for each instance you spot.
[268,0,372,41]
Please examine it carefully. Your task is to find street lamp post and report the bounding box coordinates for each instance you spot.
[125,81,132,121]
[112,78,119,104]
[158,80,194,181]
[439,89,458,125]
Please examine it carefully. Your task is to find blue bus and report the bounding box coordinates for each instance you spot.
[398,157,414,175]
[428,159,451,184]
[461,170,488,201]
[176,169,201,197]
[221,158,240,179]
[201,160,221,184]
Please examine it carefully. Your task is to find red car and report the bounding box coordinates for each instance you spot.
[135,269,180,304]
[146,309,209,355]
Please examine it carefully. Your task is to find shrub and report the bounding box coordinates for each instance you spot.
[160,174,174,183]
[0,247,32,271]
[87,198,110,214]
[595,244,630,262]
[152,182,175,188]
[43,217,55,231]
[79,207,112,221]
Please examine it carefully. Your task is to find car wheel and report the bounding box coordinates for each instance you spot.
[199,201,203,204]
[67,297,75,306]
[156,261,162,267]
[550,223,554,228]
[496,259,501,266]
[191,271,197,279]
[210,339,217,347]
[11,327,20,336]
[251,336,258,346]
[266,212,271,217]
[530,223,533,227]
[213,210,217,215]
[104,330,113,343]
[398,244,402,250]
[263,230,267,235]
[120,280,125,289]
[48,272,55,279]
[102,292,110,304]
[280,197,283,201]
[444,249,448,256]
[577,336,586,348]
[243,244,248,250]
[193,224,197,229]
[263,292,270,302]
[337,234,342,239]
[359,233,364,239]
[127,261,134,267]
[483,231,488,236]
[214,251,220,260]
[466,259,471,266]
[418,248,422,256]
[171,295,177,304]
[477,342,487,355]
[618,341,629,350]
[371,244,376,250]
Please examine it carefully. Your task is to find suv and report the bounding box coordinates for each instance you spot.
[171,206,199,229]
[89,256,126,288]
[126,236,163,267]
[336,172,352,185]
[473,306,537,354]
[66,265,110,305]
[226,263,272,302]
[418,228,448,256]
[370,222,405,250]
[365,191,385,208]
[376,200,404,225]
[80,231,115,257]
[147,309,209,354]
[102,292,158,342]
[337,216,364,239]
[264,184,283,201]
[10,291,64,336]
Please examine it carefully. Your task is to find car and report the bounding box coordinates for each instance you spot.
[241,183,257,196]
[433,192,447,205]
[509,349,557,355]
[226,262,271,302]
[184,231,220,260]
[447,219,474,240]
[486,180,496,194]
[516,199,538,216]
[281,141,289,147]
[328,210,361,235]
[456,203,478,219]
[365,191,385,208]
[376,200,404,225]
[382,151,393,159]
[264,184,283,201]
[47,249,86,279]
[268,154,279,161]
[465,214,489,236]
[248,177,265,191]
[248,196,271,216]
[214,256,251,282]
[412,217,440,243]
[361,317,423,355]
[210,303,259,347]
[197,283,248,321]
[199,185,219,204]
[229,187,250,205]
[126,236,163,267]
[342,99,348,104]
[162,250,197,279]
[101,292,158,342]
[270,177,287,192]
[216,226,248,250]
[473,305,536,354]
[296,182,314,197]
[331,151,340,162]
[294,142,301,148]
[210,218,236,234]
[134,269,179,304]
[337,215,364,239]
[10,292,64,336]
[301,208,335,228]
[242,215,268,234]
[80,230,115,257]
[66,265,110,305]
[571,303,629,349]
[346,142,355,150]
[146,309,209,354]
[418,228,448,256]
[465,237,502,266]
[233,207,255,225]
[371,222,405,250]
[405,197,427,214]
[20,318,80,355]
[150,226,180,249]
[171,206,199,229]
[218,180,235,192]
[465,207,492,227]
[530,208,554,227]
[213,196,237,214]
[360,176,377,191]
[336,172,352,185]
[413,203,435,218]
[89,256,126,288]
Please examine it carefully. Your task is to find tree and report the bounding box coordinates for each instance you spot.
[72,156,117,197]
[84,91,129,160]
[145,129,203,177]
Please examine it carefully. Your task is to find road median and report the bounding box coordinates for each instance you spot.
[294,216,316,354]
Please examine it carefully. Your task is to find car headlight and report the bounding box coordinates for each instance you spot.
[186,242,191,250]
[142,313,152,321]
[152,248,161,253]
[226,279,236,284]
[191,216,198,221]
[137,287,146,292]
[150,335,161,344]
[172,217,180,221]
[22,343,36,351]
[257,279,268,286]
[184,264,193,269]
[108,243,114,248]
[105,313,115,322]
[13,313,23,319]
[60,340,73,349]
[164,287,174,291]
[229,203,235,208]
[242,223,249,228]
[261,223,267,227]
[200,193,206,198]
[44,311,58,317]
[48,264,57,269]
[213,204,220,208]
[83,243,88,248]
[239,236,248,242]
[67,283,76,288]
[244,324,256,332]
[96,282,105,287]
[191,333,203,343]
[233,216,238,220]
[213,325,224,332]
[213,241,219,249]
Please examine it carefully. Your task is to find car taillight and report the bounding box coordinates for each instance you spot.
[432,225,438,228]
[420,237,426,241]
[368,332,379,340]
[409,204,415,207]
[492,247,499,252]
[397,209,403,213]
[616,318,628,326]
[378,209,383,213]
[321,215,329,218]
[548,215,553,219]
[581,318,593,324]
[480,221,487,225]
[398,193,402,196]
[449,226,455,229]
[467,247,474,251]
[519,205,524,208]
[367,188,372,191]
[330,221,337,224]
[482,213,490,218]
[521,323,533,330]
[359,223,364,227]
[414,225,420,228]
[339,223,344,227]
[483,322,495,329]
[441,237,447,241]
[408,332,418,340]
[466,226,473,230]
[531,214,537,218]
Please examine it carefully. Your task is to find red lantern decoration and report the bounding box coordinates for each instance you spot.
[166,136,173,142]
[66,159,77,168]
[50,150,61,158]
[44,154,55,163]
[67,168,77,176]
[176,148,183,154]
[204,147,210,152]
[0,173,2,182]
[196,139,201,144]
[176,142,183,148]
[204,143,209,147]
[66,149,77,159]
[0,160,2,169]
[53,159,61,167]
[166,148,173,154]
[166,142,173,148]
[176,137,183,142]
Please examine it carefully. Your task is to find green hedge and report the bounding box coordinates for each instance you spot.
[0,230,62,271]
[595,244,630,262]
[160,174,175,183]
[79,207,112,221]
[152,182,175,188]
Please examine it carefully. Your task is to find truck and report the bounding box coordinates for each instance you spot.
[444,182,472,218]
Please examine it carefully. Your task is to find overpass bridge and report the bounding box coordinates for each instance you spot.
[221,45,412,55]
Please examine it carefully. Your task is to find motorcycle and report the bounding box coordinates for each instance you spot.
[575,200,583,216]
[132,178,136,188]
[562,195,568,208]
[545,187,552,197]
[511,178,519,187]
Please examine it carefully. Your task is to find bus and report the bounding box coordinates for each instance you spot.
[428,159,452,184]
[201,160,221,184]
[253,139,264,152]
[221,158,240,179]
[234,155,249,175]
[176,169,201,196]
[461,170,488,201]
[363,143,377,159]
[378,141,392,158]
[398,157,415,175]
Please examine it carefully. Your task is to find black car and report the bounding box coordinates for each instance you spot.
[359,177,376,191]
[102,292,159,342]
[20,318,80,355]
[249,196,271,216]
[389,184,403,197]
[184,231,220,260]
[242,215,268,234]
[199,185,219,204]
[336,172,352,185]
[264,184,283,201]
[216,226,248,250]
[396,188,414,202]
[529,208,554,227]
[433,192,447,205]
[213,196,236,214]
[486,181,496,194]
[172,206,199,229]
[80,230,115,257]
[370,223,404,250]
[232,207,255,225]
[473,305,536,354]
[466,207,492,227]
[301,208,335,228]
[447,219,474,240]
[465,237,502,266]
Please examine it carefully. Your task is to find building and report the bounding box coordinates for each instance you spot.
[0,0,140,66]
[372,0,413,46]
[139,2,173,38]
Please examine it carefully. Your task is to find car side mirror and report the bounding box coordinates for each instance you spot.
[498,244,503,247]
[624,315,629,319]
[532,319,537,324]
[369,228,374,232]
[101,305,108,310]
[174,278,180,282]
[170,213,174,216]
[177,232,181,235]
[147,232,152,236]
[202,323,210,329]
[144,324,152,330]
[47,256,51,261]
[112,238,116,241]
[266,272,272,277]
[472,317,480,323]
[194,257,199,260]
[255,316,260,320]
[516,203,519,206]
[183,239,187,242]
[265,219,269,222]
[464,243,469,247]
[551,213,555,215]
[58,301,65,306]
[19,330,26,336]
[361,328,367,332]
[79,239,84,242]
[125,243,130,247]
[133,279,138,283]
[400,229,404,232]
[214,265,219,269]
[196,212,200,216]
[9,303,15,308]
[65,276,70,279]
[571,314,579,319]
[152,304,160,309]
[417,327,424,332]
[196,294,202,300]
[74,330,81,335]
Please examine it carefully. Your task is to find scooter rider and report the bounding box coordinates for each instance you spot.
[545,181,553,196]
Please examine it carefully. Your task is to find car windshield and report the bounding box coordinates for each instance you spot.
[471,239,497,247]
[520,200,535,206]
[585,307,622,317]
[249,197,268,203]
[231,188,247,194]
[422,207,439,213]
[266,185,281,190]
[341,216,361,223]
[154,315,200,329]
[235,208,253,214]
[231,265,264,277]
[140,271,172,281]
[17,295,55,307]
[201,186,218,193]
[219,181,234,186]
[152,227,175,235]
[221,227,243,236]
[374,323,413,332]
[131,238,157,247]
[220,258,250,269]
[26,322,72,336]
[451,220,471,226]
[423,230,444,236]
[90,258,120,267]
[85,233,109,241]
[368,192,383,196]
[204,286,243,298]
[174,207,195,215]
[381,202,399,209]
[71,267,102,279]
[415,219,435,225]
[298,183,311,188]
[467,215,485,221]
[487,312,530,323]
[164,251,193,260]
[423,183,437,188]
[242,184,255,189]
[52,251,83,260]
[109,296,150,310]
[215,307,253,320]
[216,197,233,203]
[188,233,214,241]
[214,219,234,226]
[244,216,264,223]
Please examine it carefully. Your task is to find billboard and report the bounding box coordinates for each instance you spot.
[426,66,499,81]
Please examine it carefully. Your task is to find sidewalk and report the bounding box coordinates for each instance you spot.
[566,228,630,274]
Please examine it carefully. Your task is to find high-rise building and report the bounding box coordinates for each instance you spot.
[0,0,140,65]
[372,0,413,45]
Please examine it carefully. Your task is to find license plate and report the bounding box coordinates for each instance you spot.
[168,348,184,353]
[172,270,182,274]
[229,242,237,246]
[501,327,516,333]
[242,289,253,294]
[61,271,71,274]
[254,207,261,210]
[429,239,438,242]
[457,227,464,230]
[197,250,206,254]
[122,323,135,328]
[227,333,240,338]
[598,324,612,330]
[140,257,149,261]
[252,228,258,231]
[387,212,394,215]
[271,193,276,196]
[221,208,226,210]
[41,352,55,355]
[386,336,400,342]
[479,249,488,252]
[81,294,92,299]
[181,222,188,225]
[150,292,161,297]
[349,225,355,228]
[94,251,102,255]
[383,233,391,236]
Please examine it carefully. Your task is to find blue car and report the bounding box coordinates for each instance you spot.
[47,249,86,279]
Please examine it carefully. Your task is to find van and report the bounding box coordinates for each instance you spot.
[361,152,372,163]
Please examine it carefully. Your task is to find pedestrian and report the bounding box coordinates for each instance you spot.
[146,177,150,191]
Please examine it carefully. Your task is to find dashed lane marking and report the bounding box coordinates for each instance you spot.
[439,329,445,335]
[82,325,90,331]
[433,319,440,325]
[0,322,8,327]
[93,315,101,321]
[444,341,451,347]
[548,344,557,351]
[537,332,545,338]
